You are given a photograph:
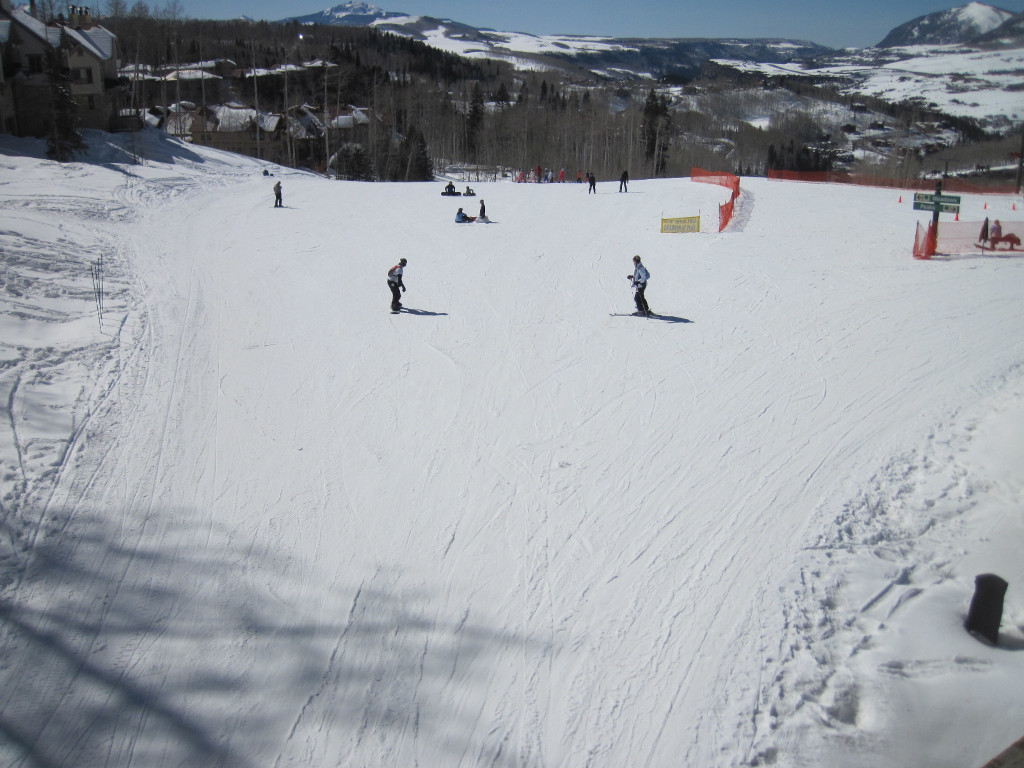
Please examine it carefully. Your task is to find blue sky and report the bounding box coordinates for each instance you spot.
[177,0,1024,49]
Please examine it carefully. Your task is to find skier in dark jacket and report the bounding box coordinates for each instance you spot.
[588,172,597,194]
[619,169,629,192]
[273,180,282,207]
[388,258,407,311]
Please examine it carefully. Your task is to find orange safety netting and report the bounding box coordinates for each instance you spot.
[928,219,1023,258]
[767,169,1016,195]
[913,221,937,259]
[692,167,740,231]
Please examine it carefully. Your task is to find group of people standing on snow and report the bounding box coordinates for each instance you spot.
[511,167,629,193]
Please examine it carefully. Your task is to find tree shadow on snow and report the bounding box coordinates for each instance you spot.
[0,507,540,767]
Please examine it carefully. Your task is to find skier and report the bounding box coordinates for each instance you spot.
[588,172,597,194]
[388,258,407,312]
[273,180,282,207]
[627,255,651,316]
[619,169,629,192]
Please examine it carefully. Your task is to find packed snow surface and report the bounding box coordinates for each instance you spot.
[1,131,1023,768]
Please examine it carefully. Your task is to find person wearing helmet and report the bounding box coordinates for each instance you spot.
[627,255,651,316]
[388,258,407,312]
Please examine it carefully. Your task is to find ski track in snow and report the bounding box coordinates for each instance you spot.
[0,130,1022,767]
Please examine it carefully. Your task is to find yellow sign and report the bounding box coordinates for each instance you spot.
[661,216,700,233]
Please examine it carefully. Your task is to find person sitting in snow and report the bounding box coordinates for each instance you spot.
[455,207,476,223]
[443,181,457,195]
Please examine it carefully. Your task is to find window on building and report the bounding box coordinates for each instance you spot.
[70,68,95,84]
[27,54,44,75]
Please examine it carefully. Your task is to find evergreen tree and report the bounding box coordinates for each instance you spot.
[335,144,375,181]
[493,82,511,111]
[45,47,87,163]
[466,82,485,161]
[641,89,671,176]
[404,127,434,181]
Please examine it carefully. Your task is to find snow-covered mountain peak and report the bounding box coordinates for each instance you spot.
[285,1,410,25]
[876,2,1015,47]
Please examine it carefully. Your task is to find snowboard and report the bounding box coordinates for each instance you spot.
[610,312,655,317]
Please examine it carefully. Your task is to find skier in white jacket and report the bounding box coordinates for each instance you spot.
[628,255,651,316]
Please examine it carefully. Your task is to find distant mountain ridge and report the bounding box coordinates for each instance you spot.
[876,1,1015,46]
[279,1,835,82]
[280,1,1024,84]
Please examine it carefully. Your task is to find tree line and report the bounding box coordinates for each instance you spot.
[94,3,1010,182]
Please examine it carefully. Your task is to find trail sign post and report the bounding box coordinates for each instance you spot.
[911,180,961,258]
[913,191,961,213]
[913,200,961,213]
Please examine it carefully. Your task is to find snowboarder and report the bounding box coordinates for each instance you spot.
[273,180,282,207]
[588,172,597,194]
[628,255,651,316]
[478,199,487,221]
[619,169,629,192]
[455,207,476,222]
[388,258,407,311]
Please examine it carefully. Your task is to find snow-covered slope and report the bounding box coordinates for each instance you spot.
[711,45,1024,129]
[1,130,1023,768]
